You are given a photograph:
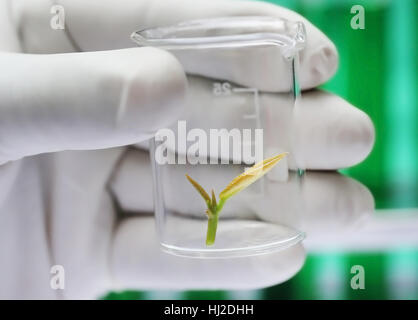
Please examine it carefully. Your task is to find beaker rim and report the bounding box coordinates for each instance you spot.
[131,16,306,58]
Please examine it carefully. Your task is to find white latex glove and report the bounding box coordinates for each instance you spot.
[0,149,373,298]
[0,0,375,299]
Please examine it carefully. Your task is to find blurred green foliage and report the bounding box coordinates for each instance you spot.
[273,0,417,209]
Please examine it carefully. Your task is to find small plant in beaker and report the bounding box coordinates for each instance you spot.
[186,153,288,246]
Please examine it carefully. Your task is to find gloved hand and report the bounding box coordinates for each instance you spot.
[0,147,373,298]
[0,0,374,299]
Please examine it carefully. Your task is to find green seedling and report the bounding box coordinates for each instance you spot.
[186,152,288,246]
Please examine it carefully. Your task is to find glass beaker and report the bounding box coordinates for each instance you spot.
[132,16,306,258]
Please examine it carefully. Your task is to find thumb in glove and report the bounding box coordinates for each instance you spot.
[0,48,186,164]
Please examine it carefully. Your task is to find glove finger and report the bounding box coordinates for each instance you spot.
[109,148,374,232]
[133,77,374,170]
[0,48,186,164]
[11,0,337,90]
[183,79,374,169]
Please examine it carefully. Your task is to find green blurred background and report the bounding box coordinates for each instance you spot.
[104,0,418,300]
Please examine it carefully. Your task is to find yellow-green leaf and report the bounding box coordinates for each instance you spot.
[219,153,288,200]
[185,174,211,206]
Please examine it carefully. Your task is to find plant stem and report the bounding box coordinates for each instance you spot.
[205,198,227,246]
[216,198,226,212]
[206,213,219,246]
